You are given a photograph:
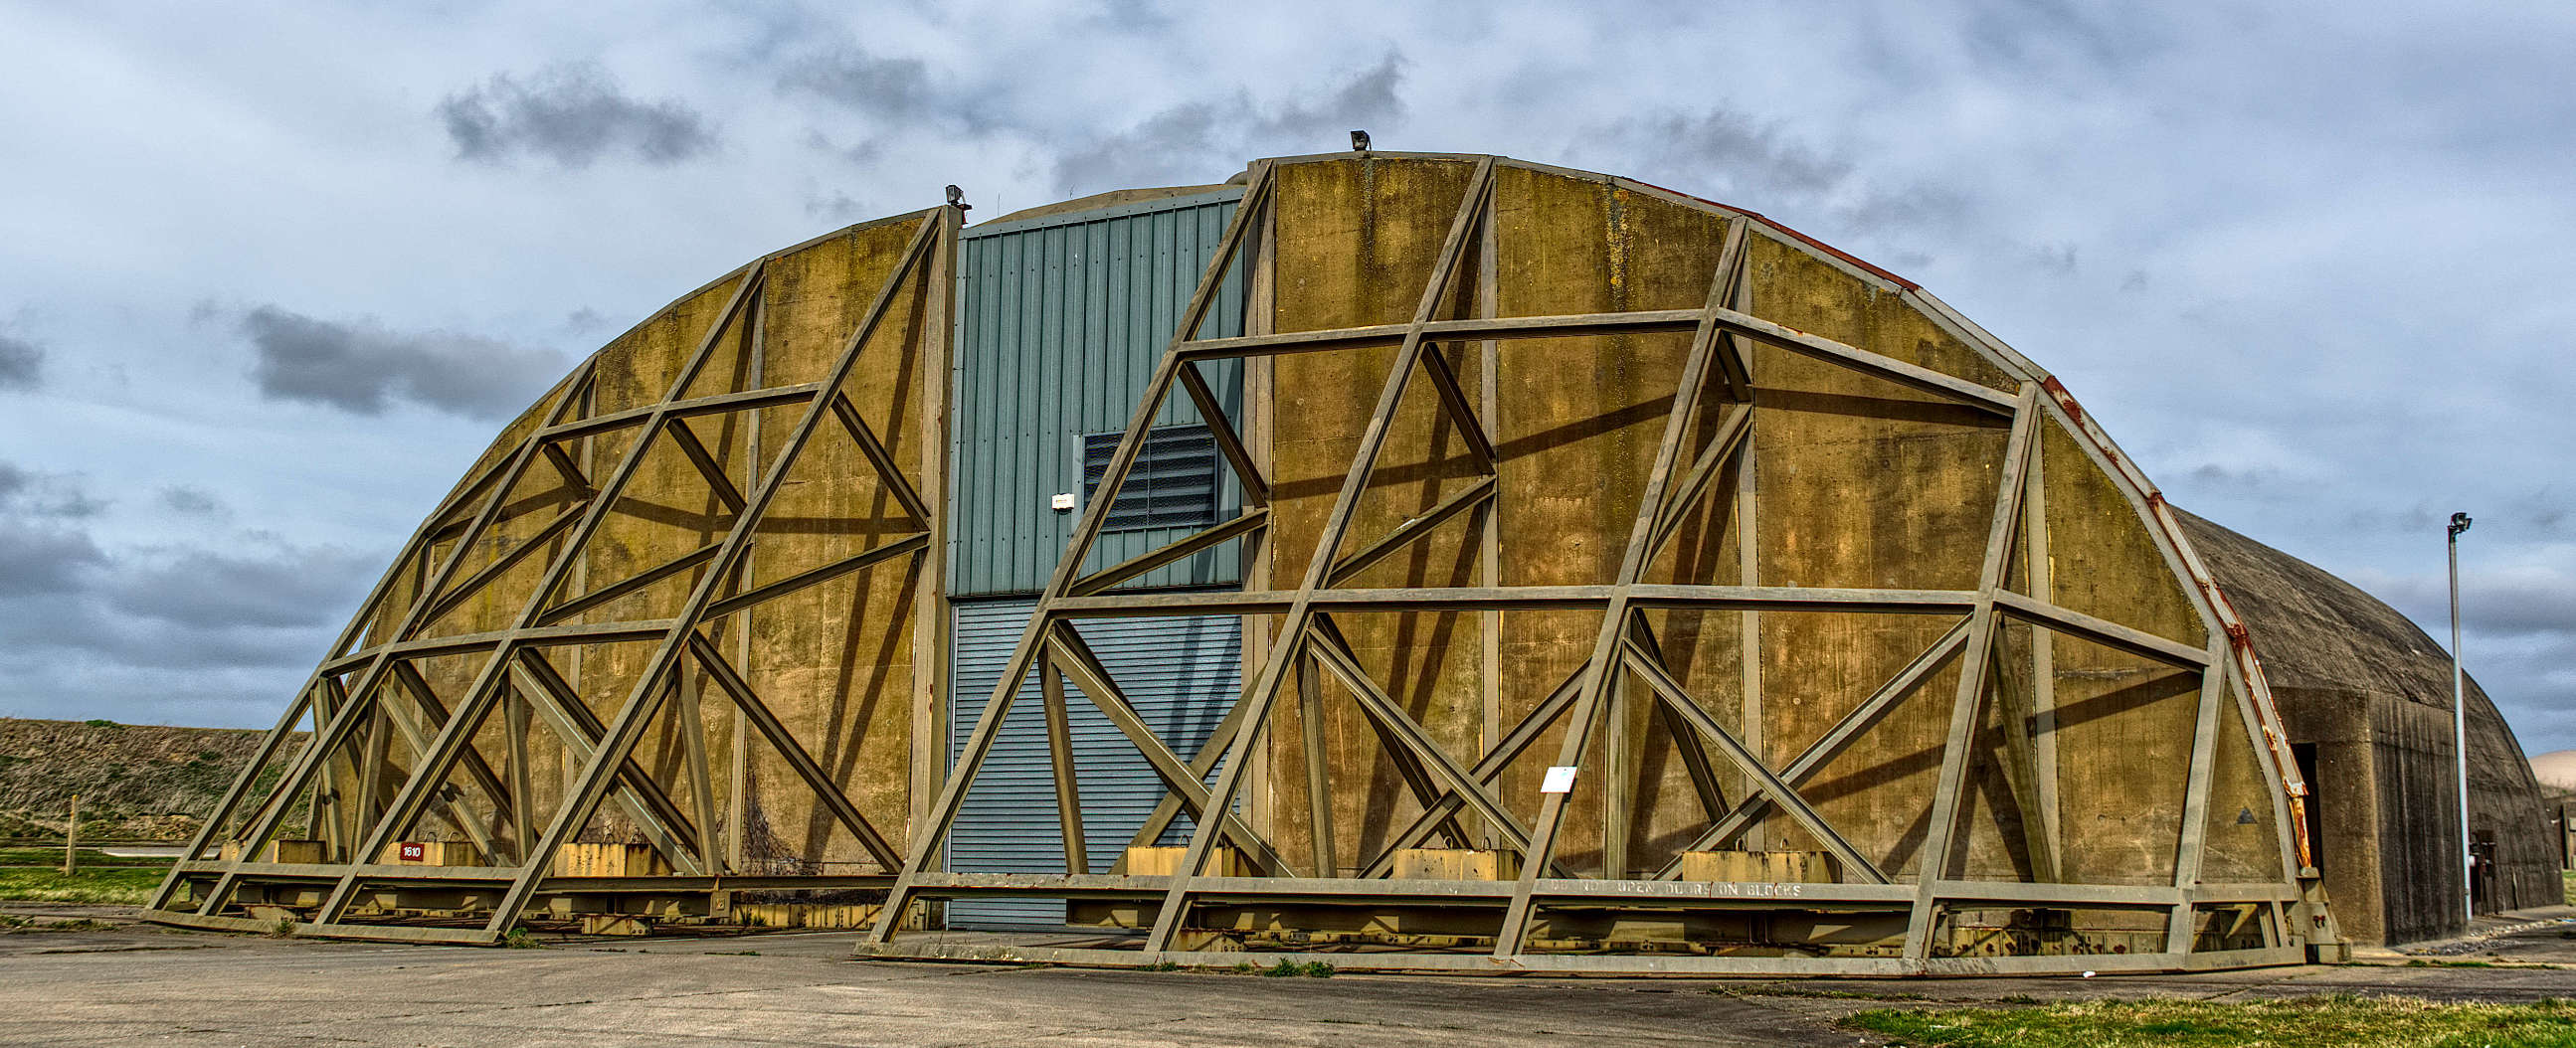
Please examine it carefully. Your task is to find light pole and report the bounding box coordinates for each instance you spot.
[2448,510,2474,928]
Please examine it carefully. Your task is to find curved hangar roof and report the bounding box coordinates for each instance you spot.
[2179,508,2557,943]
[157,151,2335,974]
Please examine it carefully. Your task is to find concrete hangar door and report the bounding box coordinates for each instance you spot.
[946,601,1239,928]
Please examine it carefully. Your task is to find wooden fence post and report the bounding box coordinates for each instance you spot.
[63,794,79,875]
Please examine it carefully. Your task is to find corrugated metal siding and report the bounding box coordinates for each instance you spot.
[945,597,1241,929]
[949,188,1248,597]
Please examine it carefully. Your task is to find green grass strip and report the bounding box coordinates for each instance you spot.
[1844,995,2576,1048]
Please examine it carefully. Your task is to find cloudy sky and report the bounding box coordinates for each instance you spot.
[1,2,2569,749]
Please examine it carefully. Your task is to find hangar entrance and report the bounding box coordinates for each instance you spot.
[2295,743,2324,876]
[945,597,1239,928]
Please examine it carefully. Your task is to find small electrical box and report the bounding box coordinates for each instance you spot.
[1050,492,1077,511]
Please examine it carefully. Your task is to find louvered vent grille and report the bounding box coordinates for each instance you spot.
[1081,426,1219,532]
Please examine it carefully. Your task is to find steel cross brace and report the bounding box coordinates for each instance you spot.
[1138,157,1502,955]
[466,209,948,936]
[286,259,786,926]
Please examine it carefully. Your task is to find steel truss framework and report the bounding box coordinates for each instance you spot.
[143,207,957,944]
[858,154,2326,974]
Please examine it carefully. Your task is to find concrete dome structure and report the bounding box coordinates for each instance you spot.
[2530,751,2576,792]
[2179,511,2559,945]
[146,150,2409,973]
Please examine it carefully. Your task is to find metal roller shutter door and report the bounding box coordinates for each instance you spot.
[946,596,1240,929]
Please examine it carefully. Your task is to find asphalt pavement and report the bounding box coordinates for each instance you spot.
[1,904,2571,1046]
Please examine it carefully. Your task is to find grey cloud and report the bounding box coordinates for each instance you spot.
[104,546,372,630]
[0,519,104,596]
[0,465,108,596]
[1089,0,1176,33]
[0,479,370,715]
[0,658,292,729]
[1831,183,1976,235]
[1052,104,1226,195]
[1258,51,1404,143]
[241,305,566,421]
[0,462,107,519]
[158,486,225,517]
[2190,463,2280,492]
[778,46,933,118]
[805,188,869,223]
[1050,53,1406,196]
[0,589,328,671]
[804,129,890,168]
[0,333,41,392]
[438,64,716,168]
[1618,109,1853,196]
[1959,0,2159,72]
[1592,107,1972,239]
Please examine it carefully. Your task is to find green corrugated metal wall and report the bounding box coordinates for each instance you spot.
[947,187,1248,598]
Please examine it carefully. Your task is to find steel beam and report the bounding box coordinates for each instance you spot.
[1143,157,1501,956]
[1043,624,1292,876]
[1903,382,2042,959]
[1495,221,1755,959]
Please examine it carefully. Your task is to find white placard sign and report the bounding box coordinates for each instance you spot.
[1540,766,1579,794]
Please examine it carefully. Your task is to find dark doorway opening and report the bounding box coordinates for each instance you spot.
[2472,832,2497,913]
[2293,743,2323,874]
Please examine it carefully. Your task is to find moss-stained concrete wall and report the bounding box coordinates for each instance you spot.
[341,213,938,869]
[1252,155,2284,893]
[1259,157,1487,870]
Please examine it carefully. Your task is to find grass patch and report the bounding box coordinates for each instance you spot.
[1260,960,1334,977]
[0,862,167,905]
[1844,995,2576,1047]
[2561,869,2574,907]
[499,928,543,950]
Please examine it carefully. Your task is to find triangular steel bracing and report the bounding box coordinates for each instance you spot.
[148,206,959,944]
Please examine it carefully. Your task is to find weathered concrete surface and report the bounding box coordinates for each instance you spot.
[11,905,2576,1046]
